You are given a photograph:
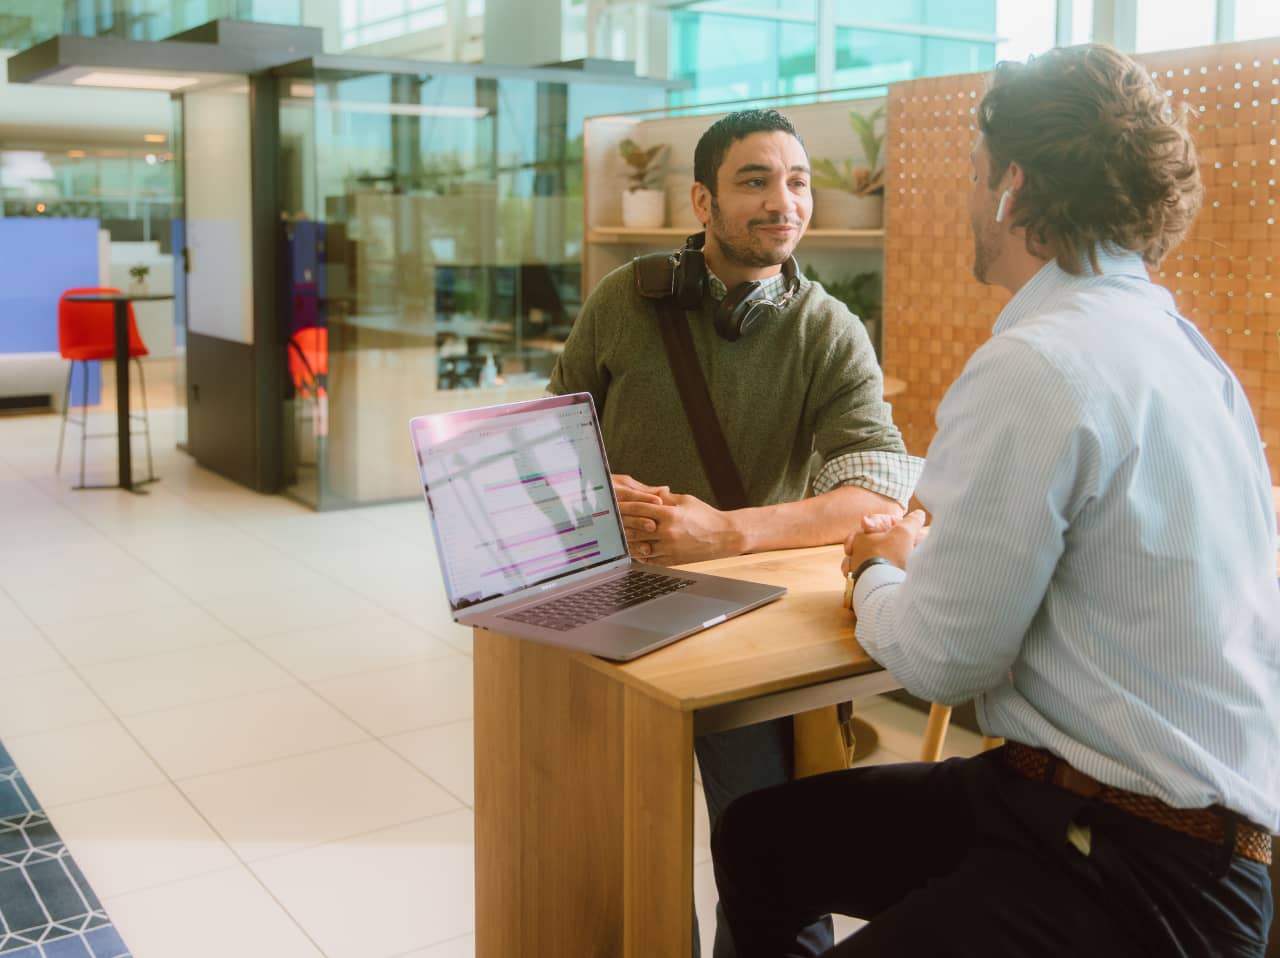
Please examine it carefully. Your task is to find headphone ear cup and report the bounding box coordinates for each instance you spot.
[714,281,764,341]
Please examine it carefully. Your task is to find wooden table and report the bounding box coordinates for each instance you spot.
[476,489,1280,956]
[474,544,890,957]
[63,291,173,494]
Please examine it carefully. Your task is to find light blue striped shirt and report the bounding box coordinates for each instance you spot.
[853,246,1280,830]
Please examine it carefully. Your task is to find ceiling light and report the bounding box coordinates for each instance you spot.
[66,150,87,158]
[71,71,200,91]
[143,133,167,143]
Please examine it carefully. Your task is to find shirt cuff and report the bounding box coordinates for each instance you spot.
[852,562,906,613]
[813,451,926,508]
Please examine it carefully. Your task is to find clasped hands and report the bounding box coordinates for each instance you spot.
[841,508,930,579]
[613,474,743,565]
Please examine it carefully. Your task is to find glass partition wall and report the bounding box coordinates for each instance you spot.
[279,67,665,508]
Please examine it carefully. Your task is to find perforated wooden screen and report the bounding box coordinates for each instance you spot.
[883,39,1280,484]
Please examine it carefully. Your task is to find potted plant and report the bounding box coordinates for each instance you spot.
[127,264,151,295]
[811,105,886,230]
[804,265,883,361]
[618,138,668,228]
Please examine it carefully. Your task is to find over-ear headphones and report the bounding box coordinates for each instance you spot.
[995,189,1014,224]
[672,232,801,342]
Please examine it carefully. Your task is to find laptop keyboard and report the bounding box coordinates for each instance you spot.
[502,570,694,632]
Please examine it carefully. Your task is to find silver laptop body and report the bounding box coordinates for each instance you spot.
[409,392,785,662]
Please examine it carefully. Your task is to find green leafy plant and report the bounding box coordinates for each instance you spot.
[804,265,881,322]
[128,264,150,282]
[810,105,886,197]
[618,138,667,192]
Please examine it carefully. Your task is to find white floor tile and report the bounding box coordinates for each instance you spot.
[104,865,325,958]
[179,739,462,861]
[9,566,189,627]
[310,654,473,736]
[384,720,474,806]
[693,780,711,866]
[251,810,475,958]
[39,600,240,667]
[251,612,456,683]
[0,667,111,738]
[47,782,239,898]
[78,641,298,716]
[0,620,66,678]
[3,719,166,808]
[397,934,475,958]
[123,684,370,780]
[199,580,387,639]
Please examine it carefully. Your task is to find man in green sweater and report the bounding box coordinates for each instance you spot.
[548,108,921,957]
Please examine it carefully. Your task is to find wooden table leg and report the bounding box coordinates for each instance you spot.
[475,631,693,957]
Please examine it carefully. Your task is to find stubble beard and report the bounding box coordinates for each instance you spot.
[708,197,798,270]
[971,211,1001,285]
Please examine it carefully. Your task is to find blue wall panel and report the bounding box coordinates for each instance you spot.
[0,218,101,353]
[0,219,102,403]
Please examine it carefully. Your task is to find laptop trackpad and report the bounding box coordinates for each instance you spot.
[611,593,740,633]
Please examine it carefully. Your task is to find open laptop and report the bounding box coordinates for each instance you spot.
[409,392,785,661]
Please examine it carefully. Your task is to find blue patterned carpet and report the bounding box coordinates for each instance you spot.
[0,741,131,958]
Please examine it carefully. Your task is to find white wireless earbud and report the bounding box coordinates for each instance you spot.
[995,189,1013,224]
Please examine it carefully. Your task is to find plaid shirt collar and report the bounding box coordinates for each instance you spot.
[707,267,789,303]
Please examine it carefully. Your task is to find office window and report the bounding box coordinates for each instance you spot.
[995,0,1056,62]
[1136,0,1215,53]
[834,28,994,87]
[672,11,818,105]
[1235,5,1280,42]
[834,0,995,34]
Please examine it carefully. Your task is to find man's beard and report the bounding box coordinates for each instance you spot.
[971,210,1001,284]
[708,197,797,269]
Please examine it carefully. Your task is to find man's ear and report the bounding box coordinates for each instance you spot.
[691,181,712,226]
[1004,160,1026,194]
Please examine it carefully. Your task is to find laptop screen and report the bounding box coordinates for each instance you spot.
[410,393,628,611]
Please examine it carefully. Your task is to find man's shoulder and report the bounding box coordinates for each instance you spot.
[586,261,648,310]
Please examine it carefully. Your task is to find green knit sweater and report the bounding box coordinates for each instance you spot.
[548,263,907,509]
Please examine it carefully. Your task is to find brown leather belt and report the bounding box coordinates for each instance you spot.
[1000,742,1272,866]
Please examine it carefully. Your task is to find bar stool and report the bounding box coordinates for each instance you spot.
[55,287,155,488]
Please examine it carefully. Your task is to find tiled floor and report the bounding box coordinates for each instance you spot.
[0,405,984,957]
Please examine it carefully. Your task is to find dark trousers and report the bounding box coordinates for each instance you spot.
[712,750,1273,957]
[694,717,835,958]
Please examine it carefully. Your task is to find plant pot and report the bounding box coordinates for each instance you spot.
[621,188,666,228]
[665,175,701,230]
[812,189,883,230]
[128,279,149,296]
[848,194,884,229]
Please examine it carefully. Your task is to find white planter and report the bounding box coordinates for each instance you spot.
[812,189,883,230]
[665,175,701,230]
[128,279,149,296]
[848,194,884,229]
[621,188,666,228]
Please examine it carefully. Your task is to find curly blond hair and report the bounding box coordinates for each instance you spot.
[978,44,1202,274]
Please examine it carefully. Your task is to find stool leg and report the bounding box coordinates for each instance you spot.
[55,364,73,475]
[134,359,155,481]
[919,703,952,762]
[79,360,89,489]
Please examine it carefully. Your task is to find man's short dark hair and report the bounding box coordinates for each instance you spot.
[978,43,1202,274]
[694,109,804,195]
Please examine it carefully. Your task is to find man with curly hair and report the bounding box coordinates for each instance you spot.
[710,44,1278,956]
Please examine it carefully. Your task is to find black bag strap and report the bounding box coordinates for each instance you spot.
[653,297,749,511]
